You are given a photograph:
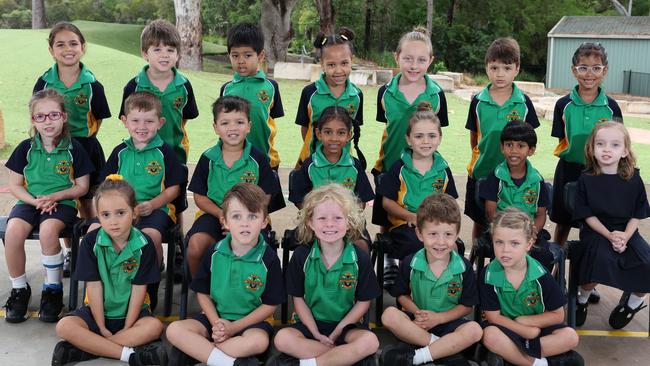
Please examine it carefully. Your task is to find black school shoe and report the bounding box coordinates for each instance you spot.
[39,287,63,323]
[168,346,200,366]
[608,292,647,329]
[129,341,168,366]
[588,289,600,304]
[51,340,98,366]
[547,350,585,366]
[265,353,299,366]
[436,352,472,366]
[575,300,588,327]
[485,351,505,366]
[234,356,260,365]
[379,343,415,366]
[4,284,31,323]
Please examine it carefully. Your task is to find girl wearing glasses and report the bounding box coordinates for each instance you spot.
[550,43,623,252]
[3,89,92,324]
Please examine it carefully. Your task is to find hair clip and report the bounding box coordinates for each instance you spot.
[106,174,124,181]
[321,37,328,46]
[340,34,348,41]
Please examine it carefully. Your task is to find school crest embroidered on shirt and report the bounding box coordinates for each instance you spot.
[506,109,521,121]
[122,257,139,273]
[75,92,88,106]
[345,104,356,117]
[145,160,162,175]
[447,281,461,297]
[342,177,355,189]
[240,170,257,183]
[257,90,270,104]
[173,96,184,109]
[523,188,538,205]
[339,272,357,289]
[418,101,433,111]
[432,177,445,193]
[55,160,71,175]
[525,291,541,307]
[244,274,264,292]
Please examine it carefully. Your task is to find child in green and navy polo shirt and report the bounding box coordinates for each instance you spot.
[480,121,555,271]
[294,28,364,169]
[479,208,583,366]
[550,43,622,248]
[166,183,285,366]
[465,38,539,242]
[185,96,280,277]
[377,105,458,260]
[273,184,380,365]
[220,22,285,169]
[4,89,92,324]
[34,22,111,219]
[53,177,166,366]
[381,194,481,366]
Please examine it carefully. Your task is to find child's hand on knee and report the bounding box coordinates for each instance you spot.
[136,202,154,216]
[315,332,334,347]
[414,310,441,329]
[407,213,417,227]
[99,326,113,338]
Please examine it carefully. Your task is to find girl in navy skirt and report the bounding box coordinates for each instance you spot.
[573,121,650,329]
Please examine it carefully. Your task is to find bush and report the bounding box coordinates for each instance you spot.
[1,9,31,29]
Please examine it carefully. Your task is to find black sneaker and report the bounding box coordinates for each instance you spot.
[486,351,505,366]
[129,341,168,366]
[234,356,259,365]
[39,287,64,323]
[168,346,199,366]
[379,343,414,366]
[608,292,647,329]
[547,350,585,366]
[265,353,299,366]
[4,284,31,323]
[575,301,588,327]
[52,340,98,366]
[436,352,472,366]
[63,251,71,278]
[588,288,600,304]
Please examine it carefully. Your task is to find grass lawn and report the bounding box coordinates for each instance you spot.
[1,23,650,181]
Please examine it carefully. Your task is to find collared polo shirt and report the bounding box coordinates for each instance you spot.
[465,83,539,179]
[480,256,565,319]
[6,137,93,209]
[33,63,111,138]
[480,160,547,218]
[289,146,374,205]
[295,73,363,167]
[220,70,284,168]
[373,73,449,173]
[286,241,380,323]
[120,66,199,163]
[188,140,276,208]
[378,149,457,229]
[552,86,623,164]
[101,135,184,219]
[191,234,285,321]
[75,227,160,319]
[391,249,478,312]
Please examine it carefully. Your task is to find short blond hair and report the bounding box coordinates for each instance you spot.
[490,207,535,242]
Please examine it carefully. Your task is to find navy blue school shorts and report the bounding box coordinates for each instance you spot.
[406,312,471,337]
[464,176,486,226]
[71,304,152,335]
[483,322,567,359]
[194,313,274,341]
[73,136,105,200]
[137,209,174,236]
[9,203,77,228]
[290,320,368,346]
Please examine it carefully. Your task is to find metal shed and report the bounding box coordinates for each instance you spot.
[546,16,650,96]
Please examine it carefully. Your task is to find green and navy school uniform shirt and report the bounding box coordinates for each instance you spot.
[479,255,565,319]
[5,136,93,209]
[191,234,284,321]
[391,249,477,313]
[220,70,284,168]
[480,160,548,218]
[373,74,449,174]
[33,63,111,138]
[289,145,374,206]
[188,140,278,213]
[101,135,184,221]
[465,83,539,179]
[295,73,363,167]
[76,227,160,319]
[120,66,199,163]
[378,149,457,229]
[286,241,380,323]
[552,86,622,164]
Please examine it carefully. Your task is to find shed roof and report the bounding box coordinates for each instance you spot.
[548,16,650,39]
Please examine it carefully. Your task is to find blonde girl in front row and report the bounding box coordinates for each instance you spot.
[273,184,380,366]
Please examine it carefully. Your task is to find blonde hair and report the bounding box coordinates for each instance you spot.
[490,207,535,243]
[295,183,365,244]
[396,26,433,57]
[406,101,441,135]
[584,121,635,180]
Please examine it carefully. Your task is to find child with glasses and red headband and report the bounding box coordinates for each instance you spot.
[3,89,93,324]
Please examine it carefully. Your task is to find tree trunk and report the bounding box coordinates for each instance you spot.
[314,0,335,34]
[610,0,632,16]
[32,0,45,29]
[173,0,203,71]
[426,0,433,36]
[447,0,456,25]
[364,0,373,53]
[260,0,298,72]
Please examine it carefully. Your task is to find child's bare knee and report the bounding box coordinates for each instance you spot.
[380,306,401,327]
[355,331,379,355]
[273,328,294,352]
[481,326,502,350]
[55,316,76,339]
[463,321,484,343]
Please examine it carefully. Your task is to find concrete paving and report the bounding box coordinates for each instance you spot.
[1,165,649,365]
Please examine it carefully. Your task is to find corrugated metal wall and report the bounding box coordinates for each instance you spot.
[546,37,650,94]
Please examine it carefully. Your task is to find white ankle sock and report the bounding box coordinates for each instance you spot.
[10,274,28,289]
[42,251,63,286]
[120,347,134,362]
[207,348,235,366]
[429,333,440,345]
[532,357,548,366]
[628,294,645,309]
[577,287,591,304]
[412,347,433,365]
[299,358,317,366]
